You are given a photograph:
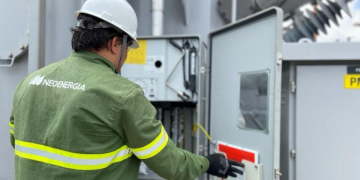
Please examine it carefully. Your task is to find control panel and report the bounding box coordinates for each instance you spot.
[122,36,200,102]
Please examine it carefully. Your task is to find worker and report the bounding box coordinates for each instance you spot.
[9,0,244,179]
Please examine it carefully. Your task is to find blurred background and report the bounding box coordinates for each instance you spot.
[1,1,360,180]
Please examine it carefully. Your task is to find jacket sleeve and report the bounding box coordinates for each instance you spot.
[114,87,210,180]
[9,79,26,149]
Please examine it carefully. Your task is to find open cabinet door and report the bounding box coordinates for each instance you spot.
[208,8,283,180]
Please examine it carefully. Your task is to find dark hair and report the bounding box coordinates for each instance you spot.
[71,14,122,52]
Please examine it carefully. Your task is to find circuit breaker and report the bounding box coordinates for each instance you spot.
[121,36,201,102]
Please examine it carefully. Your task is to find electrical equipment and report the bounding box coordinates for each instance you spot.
[121,36,200,102]
[284,0,352,42]
[138,107,196,180]
[126,36,203,180]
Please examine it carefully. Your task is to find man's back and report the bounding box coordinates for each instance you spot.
[11,51,142,180]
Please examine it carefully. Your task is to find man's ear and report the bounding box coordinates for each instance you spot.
[109,37,120,54]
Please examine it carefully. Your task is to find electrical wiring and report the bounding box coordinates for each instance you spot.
[193,123,212,142]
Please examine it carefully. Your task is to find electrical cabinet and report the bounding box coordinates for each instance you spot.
[121,35,205,179]
[127,13,360,180]
[121,8,284,180]
[122,36,201,102]
[280,43,360,180]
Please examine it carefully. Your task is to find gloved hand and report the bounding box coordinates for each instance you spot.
[206,153,244,178]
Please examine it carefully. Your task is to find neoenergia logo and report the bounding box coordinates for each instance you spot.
[29,75,45,85]
[28,74,86,91]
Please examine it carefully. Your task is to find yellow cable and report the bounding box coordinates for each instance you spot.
[193,123,212,142]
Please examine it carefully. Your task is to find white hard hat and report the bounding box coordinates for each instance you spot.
[76,0,139,49]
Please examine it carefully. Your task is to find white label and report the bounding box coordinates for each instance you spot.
[144,55,165,74]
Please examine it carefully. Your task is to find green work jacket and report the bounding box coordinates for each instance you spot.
[9,51,209,180]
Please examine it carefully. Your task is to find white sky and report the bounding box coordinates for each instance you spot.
[299,0,360,42]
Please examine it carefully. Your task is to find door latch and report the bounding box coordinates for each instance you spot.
[275,169,282,180]
[277,53,283,65]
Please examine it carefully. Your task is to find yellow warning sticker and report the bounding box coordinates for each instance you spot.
[344,75,360,89]
[126,40,147,65]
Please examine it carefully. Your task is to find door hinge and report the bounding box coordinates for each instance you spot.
[200,66,206,74]
[275,169,282,180]
[290,149,296,159]
[291,81,296,93]
[277,53,283,65]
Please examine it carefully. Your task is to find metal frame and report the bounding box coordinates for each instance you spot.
[238,69,271,134]
[0,0,30,67]
[283,43,360,61]
[28,0,46,73]
[279,62,297,180]
[206,7,284,179]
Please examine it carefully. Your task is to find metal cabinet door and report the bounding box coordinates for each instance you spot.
[295,65,360,180]
[207,8,283,180]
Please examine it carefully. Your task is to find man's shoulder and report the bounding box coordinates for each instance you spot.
[101,73,142,94]
[20,61,62,86]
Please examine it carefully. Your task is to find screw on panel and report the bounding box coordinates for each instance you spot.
[20,44,25,50]
[9,53,13,58]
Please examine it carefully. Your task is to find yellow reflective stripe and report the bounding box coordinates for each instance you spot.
[9,122,14,135]
[15,140,126,159]
[131,127,165,153]
[136,134,168,160]
[15,150,133,171]
[15,140,133,170]
[130,127,169,159]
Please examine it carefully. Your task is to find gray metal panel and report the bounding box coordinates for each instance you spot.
[296,65,360,180]
[127,0,152,36]
[208,8,283,180]
[45,0,81,65]
[0,53,29,180]
[283,43,360,61]
[0,0,29,67]
[121,36,200,102]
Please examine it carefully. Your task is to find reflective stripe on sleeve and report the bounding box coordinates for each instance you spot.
[15,140,132,170]
[9,122,14,135]
[130,127,169,160]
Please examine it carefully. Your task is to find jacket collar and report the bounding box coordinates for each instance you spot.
[70,51,117,72]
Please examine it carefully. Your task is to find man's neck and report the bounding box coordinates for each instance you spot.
[91,50,117,68]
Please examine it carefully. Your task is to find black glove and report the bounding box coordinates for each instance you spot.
[206,153,244,178]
